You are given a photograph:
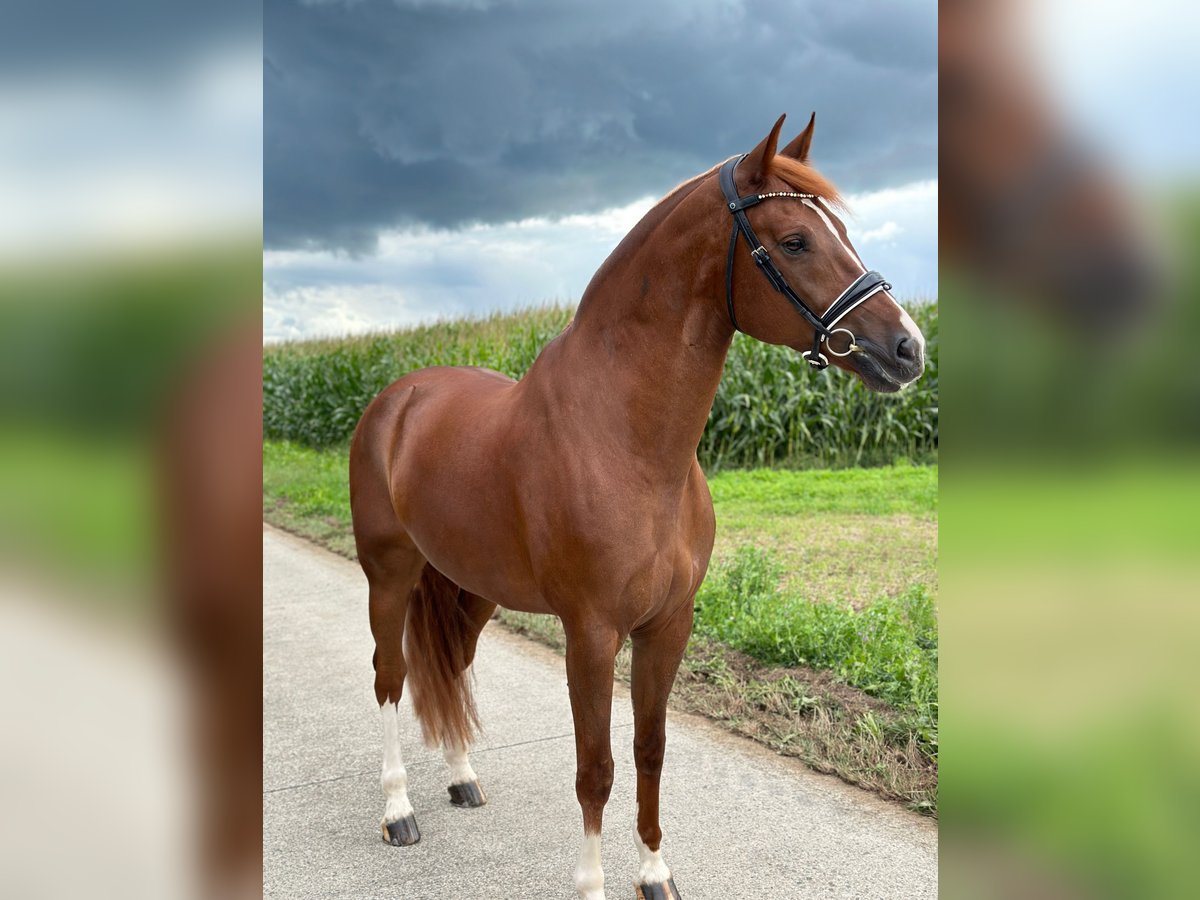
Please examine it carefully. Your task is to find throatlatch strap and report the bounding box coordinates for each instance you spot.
[725,225,741,332]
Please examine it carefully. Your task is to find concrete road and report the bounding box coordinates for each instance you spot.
[264,526,937,899]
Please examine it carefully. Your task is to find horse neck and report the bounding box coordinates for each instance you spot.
[545,186,734,480]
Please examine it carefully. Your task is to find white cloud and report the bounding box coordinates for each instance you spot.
[263,180,937,342]
[263,284,423,343]
[841,179,938,299]
[858,221,902,243]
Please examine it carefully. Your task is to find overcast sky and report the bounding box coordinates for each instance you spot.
[264,0,938,342]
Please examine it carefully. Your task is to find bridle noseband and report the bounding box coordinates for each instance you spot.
[719,154,892,370]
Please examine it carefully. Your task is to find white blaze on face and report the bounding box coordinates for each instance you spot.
[574,833,605,900]
[634,824,672,885]
[803,198,866,273]
[380,701,413,823]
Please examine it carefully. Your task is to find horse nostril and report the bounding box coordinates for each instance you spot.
[896,336,917,362]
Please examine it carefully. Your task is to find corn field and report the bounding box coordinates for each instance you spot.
[263,302,937,469]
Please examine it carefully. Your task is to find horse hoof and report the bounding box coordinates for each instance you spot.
[635,878,681,900]
[447,780,487,808]
[382,813,421,846]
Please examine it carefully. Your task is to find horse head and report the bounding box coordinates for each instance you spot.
[719,114,926,393]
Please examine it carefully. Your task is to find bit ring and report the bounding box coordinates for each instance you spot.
[825,328,858,357]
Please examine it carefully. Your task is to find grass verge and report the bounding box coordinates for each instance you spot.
[499,608,937,814]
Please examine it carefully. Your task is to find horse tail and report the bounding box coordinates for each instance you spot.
[404,563,481,749]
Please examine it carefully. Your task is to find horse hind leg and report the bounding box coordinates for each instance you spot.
[442,591,496,809]
[369,555,494,845]
[379,693,421,846]
[404,569,498,811]
[365,548,427,847]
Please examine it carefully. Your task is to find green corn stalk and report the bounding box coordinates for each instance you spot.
[263,302,938,469]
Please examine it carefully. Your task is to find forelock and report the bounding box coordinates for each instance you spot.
[768,155,846,211]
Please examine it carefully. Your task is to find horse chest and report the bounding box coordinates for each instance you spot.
[524,481,706,611]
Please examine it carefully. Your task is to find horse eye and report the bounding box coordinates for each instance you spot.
[782,237,807,253]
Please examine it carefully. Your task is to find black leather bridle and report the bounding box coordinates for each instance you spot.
[719,154,892,370]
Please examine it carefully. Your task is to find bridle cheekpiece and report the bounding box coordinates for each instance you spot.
[719,154,892,370]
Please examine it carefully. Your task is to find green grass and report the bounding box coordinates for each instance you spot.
[695,545,938,759]
[263,301,937,469]
[498,605,939,813]
[709,465,937,517]
[263,440,937,524]
[263,439,357,557]
[710,464,938,608]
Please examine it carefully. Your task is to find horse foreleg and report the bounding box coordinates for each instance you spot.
[629,601,693,900]
[565,623,621,900]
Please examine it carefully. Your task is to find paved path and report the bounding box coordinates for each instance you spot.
[264,526,937,899]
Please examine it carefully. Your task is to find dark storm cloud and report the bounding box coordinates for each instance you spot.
[266,0,936,252]
[3,0,256,77]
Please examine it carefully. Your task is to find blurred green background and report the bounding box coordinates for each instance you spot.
[0,243,260,609]
[939,190,1200,898]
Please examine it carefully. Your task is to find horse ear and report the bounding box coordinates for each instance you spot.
[780,112,816,162]
[742,114,787,187]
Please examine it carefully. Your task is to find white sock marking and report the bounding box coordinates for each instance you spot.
[574,832,606,900]
[380,701,413,823]
[443,742,478,786]
[634,824,672,884]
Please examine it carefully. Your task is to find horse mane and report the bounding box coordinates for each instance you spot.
[578,163,719,298]
[600,155,841,266]
[768,156,845,210]
[578,155,844,309]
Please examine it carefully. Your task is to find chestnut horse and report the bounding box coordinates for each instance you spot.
[349,114,925,899]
